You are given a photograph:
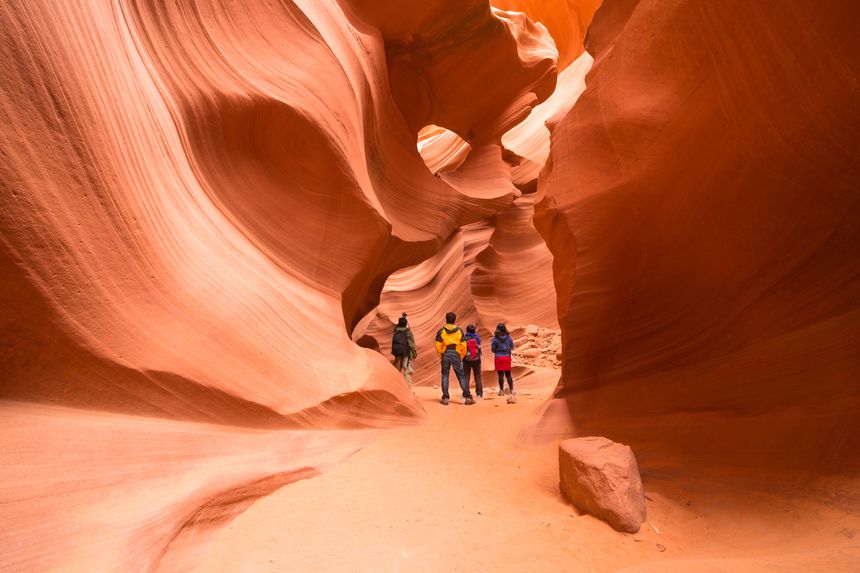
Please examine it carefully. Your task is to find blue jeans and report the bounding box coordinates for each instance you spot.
[440,351,471,399]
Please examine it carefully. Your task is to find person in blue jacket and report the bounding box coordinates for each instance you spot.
[491,323,515,396]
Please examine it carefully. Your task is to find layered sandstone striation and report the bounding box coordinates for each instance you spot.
[0,0,559,570]
[493,0,602,69]
[472,196,560,330]
[3,0,858,570]
[536,0,860,485]
[356,223,492,387]
[357,194,564,386]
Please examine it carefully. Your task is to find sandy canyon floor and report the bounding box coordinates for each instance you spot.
[192,370,859,573]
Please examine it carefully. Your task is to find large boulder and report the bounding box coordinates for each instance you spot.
[559,437,645,533]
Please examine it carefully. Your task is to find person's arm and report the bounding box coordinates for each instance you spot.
[491,337,498,354]
[456,329,467,358]
[408,330,417,358]
[434,328,444,356]
[509,336,515,351]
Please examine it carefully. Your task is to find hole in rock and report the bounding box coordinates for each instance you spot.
[416,124,471,175]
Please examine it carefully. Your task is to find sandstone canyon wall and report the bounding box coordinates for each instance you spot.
[493,0,601,68]
[0,0,561,570]
[3,0,859,570]
[357,1,600,374]
[536,0,860,489]
[354,0,600,382]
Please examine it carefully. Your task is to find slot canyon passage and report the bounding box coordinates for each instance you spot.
[1,0,859,571]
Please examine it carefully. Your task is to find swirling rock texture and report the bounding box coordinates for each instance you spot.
[472,195,560,330]
[356,223,491,387]
[494,0,602,68]
[0,0,558,570]
[353,0,583,384]
[358,1,596,376]
[536,0,860,517]
[3,0,859,570]
[357,194,564,386]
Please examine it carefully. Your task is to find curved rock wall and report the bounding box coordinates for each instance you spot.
[357,223,493,387]
[359,2,599,374]
[492,0,602,69]
[0,0,557,569]
[358,194,562,387]
[0,0,560,425]
[472,196,560,330]
[536,0,860,481]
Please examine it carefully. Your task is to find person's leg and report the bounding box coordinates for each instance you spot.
[505,370,514,393]
[393,356,402,371]
[453,355,471,399]
[404,356,414,388]
[497,370,505,394]
[474,360,483,397]
[440,356,451,401]
[463,360,473,393]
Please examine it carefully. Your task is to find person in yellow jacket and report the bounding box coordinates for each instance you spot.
[435,312,475,405]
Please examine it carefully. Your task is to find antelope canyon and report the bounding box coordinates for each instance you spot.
[1,0,858,571]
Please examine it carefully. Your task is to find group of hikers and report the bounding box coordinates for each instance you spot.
[390,311,516,405]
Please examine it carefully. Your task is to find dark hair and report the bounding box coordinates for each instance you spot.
[496,323,507,335]
[466,324,476,334]
[396,312,408,328]
[445,311,456,324]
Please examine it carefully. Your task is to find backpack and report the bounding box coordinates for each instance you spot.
[465,337,479,361]
[392,329,409,357]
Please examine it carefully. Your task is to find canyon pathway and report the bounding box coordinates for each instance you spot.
[194,370,860,573]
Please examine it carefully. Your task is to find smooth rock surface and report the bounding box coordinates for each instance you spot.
[559,437,646,533]
[536,0,860,483]
[0,1,558,570]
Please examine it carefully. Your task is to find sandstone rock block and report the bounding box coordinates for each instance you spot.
[521,348,541,359]
[559,437,645,533]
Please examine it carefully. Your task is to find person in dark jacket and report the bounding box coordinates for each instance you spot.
[462,324,483,398]
[491,323,515,396]
[391,313,417,388]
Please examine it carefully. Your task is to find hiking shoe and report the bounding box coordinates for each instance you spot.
[464,397,475,405]
[440,398,449,405]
